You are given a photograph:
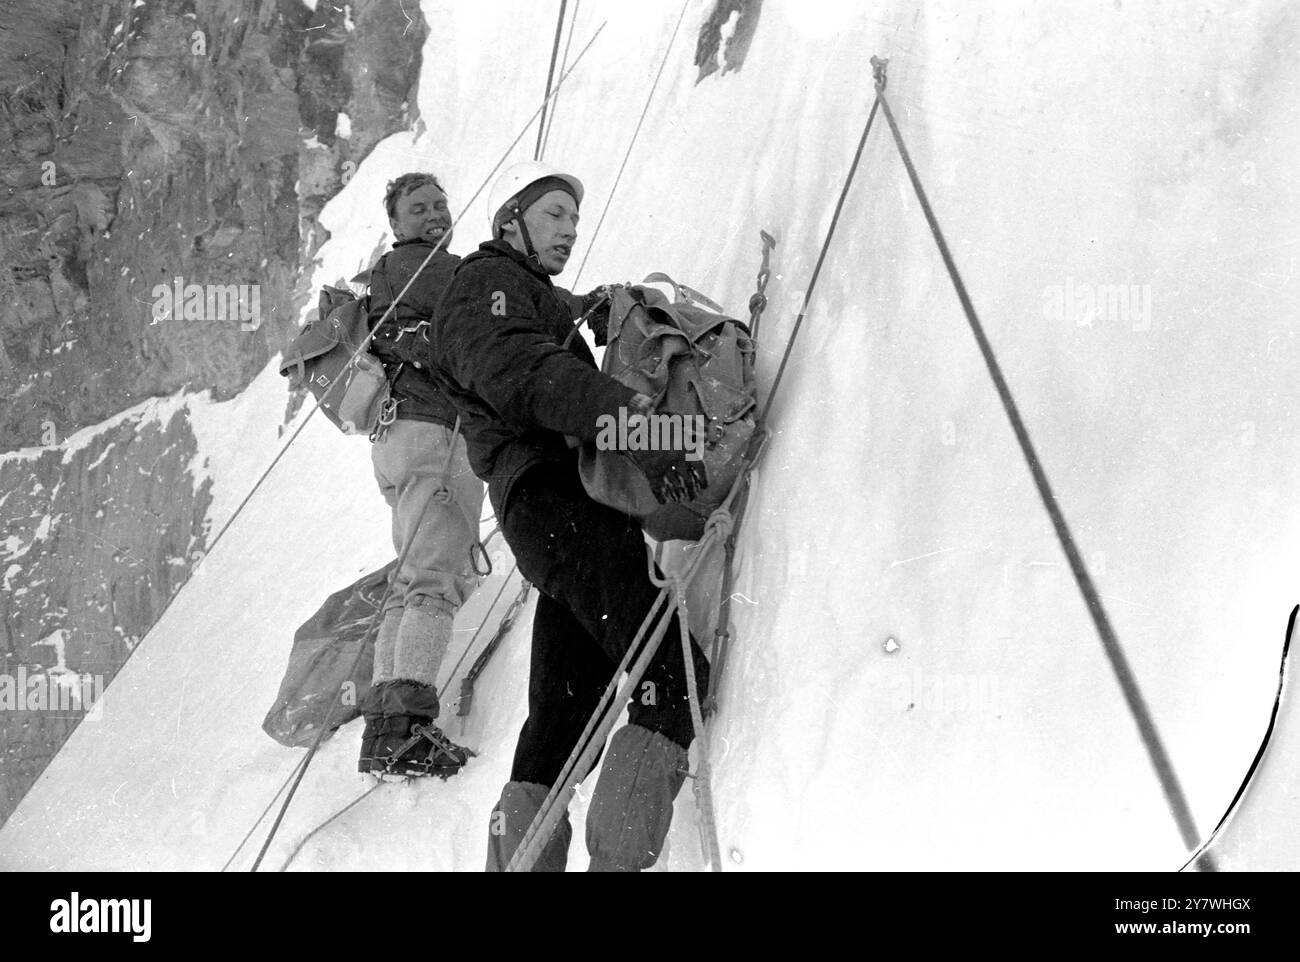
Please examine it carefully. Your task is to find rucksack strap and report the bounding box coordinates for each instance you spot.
[374,249,405,379]
[368,256,397,337]
[642,272,725,313]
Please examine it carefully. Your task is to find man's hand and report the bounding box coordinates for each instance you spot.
[625,446,708,504]
[581,286,614,345]
[580,286,612,313]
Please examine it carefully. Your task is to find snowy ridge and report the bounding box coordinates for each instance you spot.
[2,0,1298,870]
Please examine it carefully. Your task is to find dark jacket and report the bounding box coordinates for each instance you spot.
[426,239,637,513]
[367,239,461,428]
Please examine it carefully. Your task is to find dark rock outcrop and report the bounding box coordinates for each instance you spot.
[695,0,763,84]
[0,0,427,825]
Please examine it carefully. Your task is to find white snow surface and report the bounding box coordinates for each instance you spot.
[2,0,1298,871]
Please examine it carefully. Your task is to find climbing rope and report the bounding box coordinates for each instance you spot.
[539,0,581,161]
[701,232,775,718]
[219,754,304,872]
[571,0,690,288]
[869,56,1205,859]
[277,780,385,872]
[676,239,777,865]
[704,478,749,716]
[534,0,569,161]
[674,565,722,872]
[504,586,673,871]
[757,98,879,426]
[552,0,692,358]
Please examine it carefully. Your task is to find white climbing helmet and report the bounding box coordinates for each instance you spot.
[487,160,584,236]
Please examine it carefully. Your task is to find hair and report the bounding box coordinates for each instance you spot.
[492,176,579,239]
[384,173,446,221]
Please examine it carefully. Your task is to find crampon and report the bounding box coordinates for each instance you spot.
[372,723,475,779]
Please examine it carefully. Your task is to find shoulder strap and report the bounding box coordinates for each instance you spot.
[366,255,395,329]
[362,255,406,388]
[642,272,725,314]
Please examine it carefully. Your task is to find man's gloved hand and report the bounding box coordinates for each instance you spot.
[581,286,614,345]
[624,446,708,505]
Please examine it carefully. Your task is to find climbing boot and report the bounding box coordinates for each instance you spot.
[356,684,386,774]
[364,679,473,778]
[585,724,687,872]
[486,781,572,872]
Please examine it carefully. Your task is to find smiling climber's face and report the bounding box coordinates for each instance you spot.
[506,189,578,276]
[391,184,452,246]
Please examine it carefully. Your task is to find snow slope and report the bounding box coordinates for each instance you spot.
[3,0,1299,871]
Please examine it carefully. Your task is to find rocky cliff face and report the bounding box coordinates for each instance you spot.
[0,0,426,824]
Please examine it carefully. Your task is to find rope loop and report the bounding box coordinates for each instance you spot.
[871,55,888,91]
[646,541,674,588]
[703,506,734,543]
[470,540,493,577]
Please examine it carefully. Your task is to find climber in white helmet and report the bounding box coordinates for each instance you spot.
[422,160,709,871]
[484,160,585,276]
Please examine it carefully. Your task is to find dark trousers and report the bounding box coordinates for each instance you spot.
[495,463,709,787]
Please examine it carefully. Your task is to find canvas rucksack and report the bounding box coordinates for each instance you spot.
[262,561,394,748]
[578,276,757,542]
[279,283,391,436]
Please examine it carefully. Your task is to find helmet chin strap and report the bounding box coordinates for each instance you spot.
[510,204,545,269]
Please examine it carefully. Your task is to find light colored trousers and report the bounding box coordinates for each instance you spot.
[370,418,484,685]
